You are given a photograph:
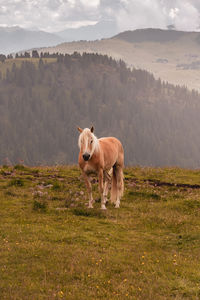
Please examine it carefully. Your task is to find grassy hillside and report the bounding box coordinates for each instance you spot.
[1,165,200,299]
[39,28,200,92]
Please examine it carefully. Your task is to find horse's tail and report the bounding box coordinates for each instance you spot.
[110,167,117,203]
[117,167,124,200]
[110,165,124,204]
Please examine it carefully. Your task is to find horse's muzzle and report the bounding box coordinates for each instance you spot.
[83,153,90,161]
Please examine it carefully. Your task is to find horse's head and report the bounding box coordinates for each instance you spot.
[77,126,98,161]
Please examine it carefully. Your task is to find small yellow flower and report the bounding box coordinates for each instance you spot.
[58,291,64,298]
[124,278,127,282]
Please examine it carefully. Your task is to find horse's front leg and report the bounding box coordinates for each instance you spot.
[98,168,106,210]
[103,180,109,203]
[82,172,94,208]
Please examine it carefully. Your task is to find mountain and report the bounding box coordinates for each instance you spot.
[113,28,189,43]
[57,20,118,42]
[38,28,200,92]
[0,53,200,167]
[0,26,63,54]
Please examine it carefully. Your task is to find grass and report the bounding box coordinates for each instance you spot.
[0,165,200,299]
[0,58,56,77]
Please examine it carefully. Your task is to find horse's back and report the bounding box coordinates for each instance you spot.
[99,137,124,168]
[99,137,123,150]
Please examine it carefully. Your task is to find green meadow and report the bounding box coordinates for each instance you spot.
[0,165,200,299]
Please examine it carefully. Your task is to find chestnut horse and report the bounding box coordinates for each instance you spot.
[77,126,124,209]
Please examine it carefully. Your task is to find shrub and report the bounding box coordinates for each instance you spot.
[72,208,106,218]
[14,164,27,171]
[52,181,63,191]
[8,178,25,187]
[33,199,48,212]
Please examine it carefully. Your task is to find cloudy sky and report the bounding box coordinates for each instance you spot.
[0,0,200,32]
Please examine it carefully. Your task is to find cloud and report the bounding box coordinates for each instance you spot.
[109,0,200,32]
[80,0,100,8]
[0,0,101,31]
[0,0,199,32]
[169,1,199,31]
[114,0,167,31]
[169,8,179,19]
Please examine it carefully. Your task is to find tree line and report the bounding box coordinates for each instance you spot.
[0,50,60,62]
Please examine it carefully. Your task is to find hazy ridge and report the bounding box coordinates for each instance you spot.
[0,26,63,54]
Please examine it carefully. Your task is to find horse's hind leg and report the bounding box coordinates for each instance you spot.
[102,168,112,207]
[102,180,109,208]
[115,166,124,208]
[83,172,94,208]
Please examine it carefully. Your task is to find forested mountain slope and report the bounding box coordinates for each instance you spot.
[0,53,200,167]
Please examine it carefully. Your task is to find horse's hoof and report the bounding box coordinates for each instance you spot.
[115,205,120,208]
[101,205,107,210]
[88,205,93,208]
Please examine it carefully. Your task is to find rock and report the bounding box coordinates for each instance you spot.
[33,190,47,197]
[45,184,53,188]
[37,185,45,190]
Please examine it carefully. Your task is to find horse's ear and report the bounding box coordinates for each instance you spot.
[77,127,83,133]
[90,126,94,133]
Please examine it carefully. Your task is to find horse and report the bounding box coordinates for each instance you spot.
[77,126,124,209]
